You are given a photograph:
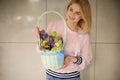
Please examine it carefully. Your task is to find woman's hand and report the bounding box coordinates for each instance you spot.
[60,56,77,68]
[34,26,40,39]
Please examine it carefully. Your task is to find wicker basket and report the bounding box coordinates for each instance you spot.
[37,11,66,69]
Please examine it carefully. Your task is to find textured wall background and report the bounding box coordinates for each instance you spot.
[0,0,120,80]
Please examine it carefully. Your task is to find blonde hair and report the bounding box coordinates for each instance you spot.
[67,0,92,34]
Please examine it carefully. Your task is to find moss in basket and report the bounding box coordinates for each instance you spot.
[51,40,63,51]
[40,37,51,50]
[49,31,58,37]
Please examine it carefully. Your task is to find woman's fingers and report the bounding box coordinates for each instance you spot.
[35,26,40,39]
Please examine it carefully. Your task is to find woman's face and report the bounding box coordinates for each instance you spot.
[66,3,82,24]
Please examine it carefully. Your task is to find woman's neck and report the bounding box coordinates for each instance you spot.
[67,21,78,32]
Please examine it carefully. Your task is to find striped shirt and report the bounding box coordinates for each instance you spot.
[47,69,80,79]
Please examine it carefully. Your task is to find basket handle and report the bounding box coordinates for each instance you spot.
[37,11,67,48]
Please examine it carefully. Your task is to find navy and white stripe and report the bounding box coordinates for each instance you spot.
[73,56,82,65]
[46,69,80,79]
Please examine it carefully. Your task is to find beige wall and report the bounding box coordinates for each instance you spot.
[0,0,120,80]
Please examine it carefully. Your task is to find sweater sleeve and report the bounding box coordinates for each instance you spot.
[76,34,92,70]
[46,21,56,32]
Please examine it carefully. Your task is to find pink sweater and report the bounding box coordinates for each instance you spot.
[46,20,92,73]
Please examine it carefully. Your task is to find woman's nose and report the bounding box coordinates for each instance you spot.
[71,12,75,17]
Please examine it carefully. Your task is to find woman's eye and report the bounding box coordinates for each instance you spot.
[76,12,80,15]
[69,8,73,12]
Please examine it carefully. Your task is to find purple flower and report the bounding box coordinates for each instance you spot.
[49,37,54,46]
[39,33,48,39]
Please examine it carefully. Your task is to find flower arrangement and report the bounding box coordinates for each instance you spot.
[36,27,63,52]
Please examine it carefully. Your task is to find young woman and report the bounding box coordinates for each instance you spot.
[35,0,92,80]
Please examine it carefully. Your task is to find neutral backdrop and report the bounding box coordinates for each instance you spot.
[0,0,120,80]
